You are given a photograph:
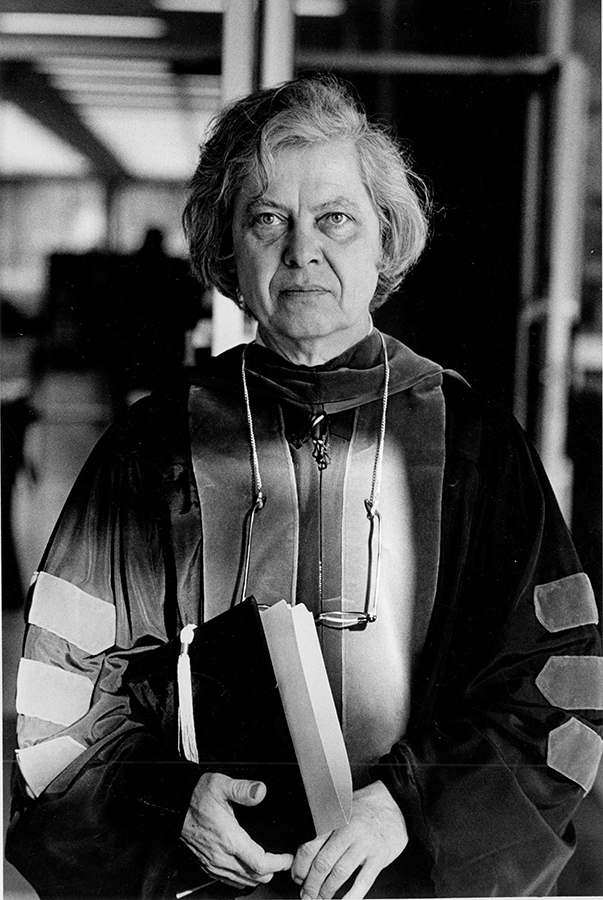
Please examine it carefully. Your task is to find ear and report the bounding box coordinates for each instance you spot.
[238,295,259,319]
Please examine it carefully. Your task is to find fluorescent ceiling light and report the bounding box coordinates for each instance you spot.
[0,101,90,176]
[43,57,169,74]
[81,106,213,180]
[41,58,171,84]
[296,0,345,15]
[155,0,222,10]
[0,14,167,39]
[154,0,345,15]
[56,79,178,95]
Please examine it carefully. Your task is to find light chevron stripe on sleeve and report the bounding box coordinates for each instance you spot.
[16,659,94,727]
[534,573,599,633]
[547,717,603,793]
[16,736,86,797]
[28,572,116,655]
[535,656,603,710]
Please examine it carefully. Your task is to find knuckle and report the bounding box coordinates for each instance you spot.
[204,771,227,793]
[203,771,220,785]
[221,842,237,859]
[313,855,334,877]
[230,783,245,802]
[248,859,269,877]
[297,842,316,862]
[329,861,350,883]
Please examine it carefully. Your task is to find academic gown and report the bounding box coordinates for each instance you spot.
[6,331,602,899]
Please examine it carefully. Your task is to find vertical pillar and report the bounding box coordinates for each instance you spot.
[544,0,573,58]
[222,0,258,101]
[539,56,588,520]
[260,0,295,89]
[211,0,258,357]
[514,90,545,430]
[211,0,296,357]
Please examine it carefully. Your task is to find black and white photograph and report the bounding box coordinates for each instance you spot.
[1,2,601,898]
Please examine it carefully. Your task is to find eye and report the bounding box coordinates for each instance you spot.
[253,212,282,228]
[320,212,352,228]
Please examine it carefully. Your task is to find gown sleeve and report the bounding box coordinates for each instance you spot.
[5,392,202,899]
[375,385,603,897]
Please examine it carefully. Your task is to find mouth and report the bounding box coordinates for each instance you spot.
[279,285,330,296]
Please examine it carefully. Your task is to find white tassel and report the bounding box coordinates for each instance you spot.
[177,624,199,764]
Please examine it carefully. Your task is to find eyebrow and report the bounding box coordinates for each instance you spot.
[245,195,363,215]
[315,196,363,213]
[245,196,285,213]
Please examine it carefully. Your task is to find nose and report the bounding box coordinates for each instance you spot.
[283,221,322,268]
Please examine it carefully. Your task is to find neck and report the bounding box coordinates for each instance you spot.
[255,318,373,367]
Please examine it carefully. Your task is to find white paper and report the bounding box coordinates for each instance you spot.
[260,601,353,836]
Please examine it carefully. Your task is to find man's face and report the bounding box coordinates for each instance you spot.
[231,140,382,363]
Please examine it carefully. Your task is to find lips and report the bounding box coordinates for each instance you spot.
[279,285,330,294]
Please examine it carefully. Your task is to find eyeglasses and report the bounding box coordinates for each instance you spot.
[240,492,383,632]
[313,500,382,631]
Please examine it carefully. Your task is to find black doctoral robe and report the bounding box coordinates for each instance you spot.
[6,332,602,899]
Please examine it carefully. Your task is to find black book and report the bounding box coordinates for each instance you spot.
[124,597,352,893]
[125,598,316,857]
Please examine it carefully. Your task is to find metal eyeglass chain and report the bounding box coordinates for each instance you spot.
[239,346,266,603]
[241,345,266,510]
[240,334,390,596]
[366,332,390,517]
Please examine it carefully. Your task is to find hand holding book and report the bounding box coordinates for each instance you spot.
[181,772,294,893]
[290,780,408,900]
[124,597,353,897]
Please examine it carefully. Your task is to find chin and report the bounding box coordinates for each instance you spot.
[281,326,340,345]
[271,313,327,335]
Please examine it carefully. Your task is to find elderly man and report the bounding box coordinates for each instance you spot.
[7,76,602,900]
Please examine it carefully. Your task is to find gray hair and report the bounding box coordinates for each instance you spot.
[183,75,430,310]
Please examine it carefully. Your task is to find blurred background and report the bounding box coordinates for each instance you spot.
[1,0,601,896]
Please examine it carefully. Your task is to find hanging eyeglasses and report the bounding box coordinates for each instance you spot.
[239,334,389,631]
[313,499,382,631]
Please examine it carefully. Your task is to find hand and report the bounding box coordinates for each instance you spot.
[181,772,294,890]
[291,780,408,899]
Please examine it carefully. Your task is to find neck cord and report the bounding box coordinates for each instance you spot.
[240,333,390,602]
[367,332,390,513]
[241,346,265,508]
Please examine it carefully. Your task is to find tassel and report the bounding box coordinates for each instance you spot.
[177,624,199,764]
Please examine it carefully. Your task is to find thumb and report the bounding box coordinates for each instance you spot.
[227,778,267,807]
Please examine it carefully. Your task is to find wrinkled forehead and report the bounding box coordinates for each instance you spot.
[233,138,374,211]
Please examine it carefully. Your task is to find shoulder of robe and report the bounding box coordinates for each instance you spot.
[441,374,533,469]
[100,379,192,465]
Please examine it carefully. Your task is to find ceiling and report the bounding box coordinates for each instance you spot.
[0,0,344,180]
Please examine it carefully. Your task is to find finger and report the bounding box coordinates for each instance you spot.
[184,841,267,885]
[216,861,275,887]
[314,851,363,900]
[342,865,380,900]
[238,850,291,881]
[234,827,293,877]
[291,833,331,885]
[300,848,355,900]
[223,779,294,876]
[227,778,267,807]
[182,827,279,883]
[249,851,294,875]
[200,862,265,889]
